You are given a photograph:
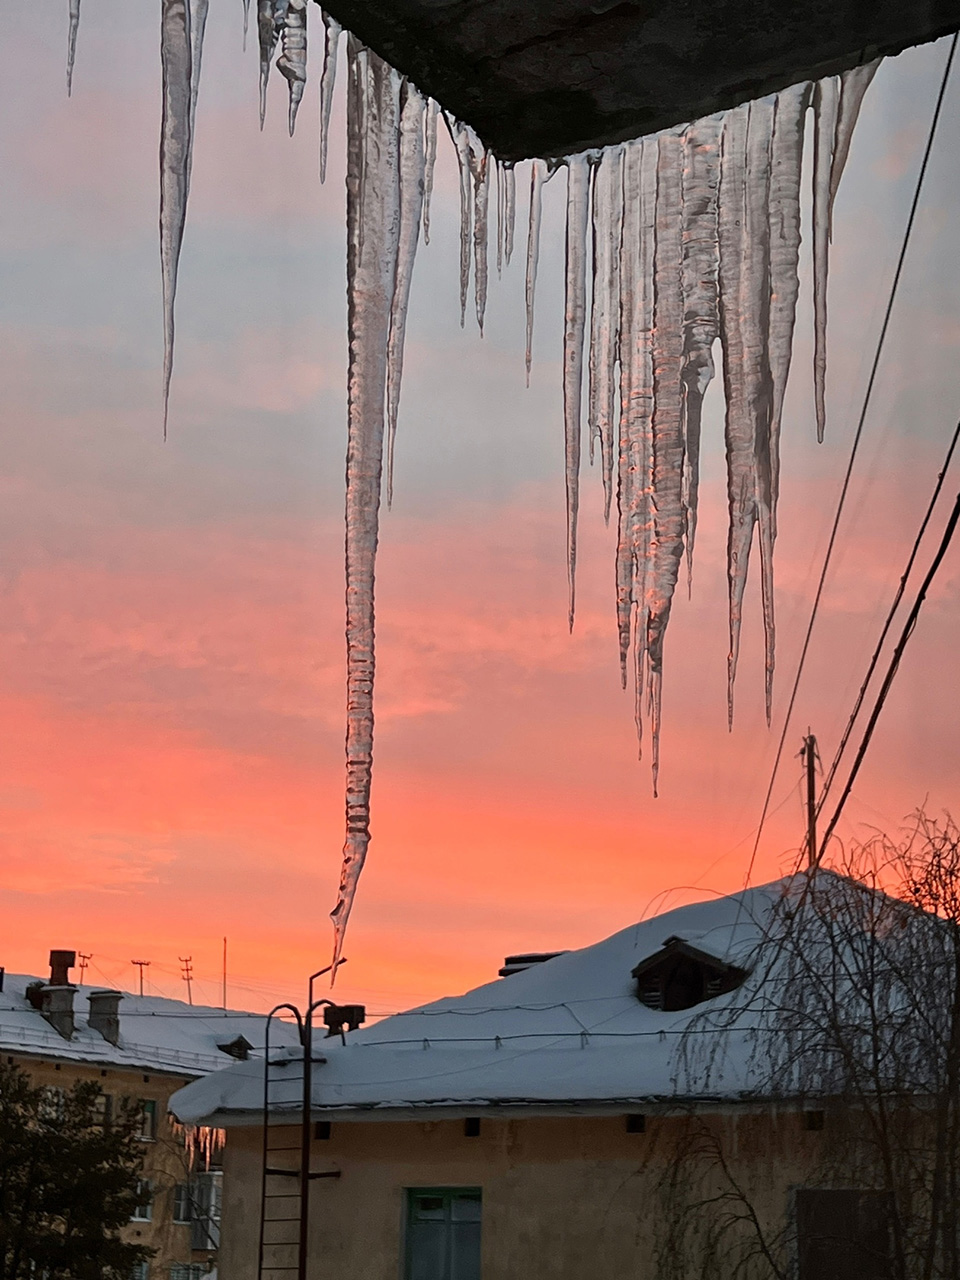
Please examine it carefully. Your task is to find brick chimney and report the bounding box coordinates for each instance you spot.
[88,990,123,1046]
[49,950,75,986]
[40,986,76,1039]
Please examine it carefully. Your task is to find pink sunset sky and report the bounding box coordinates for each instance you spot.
[0,6,958,1017]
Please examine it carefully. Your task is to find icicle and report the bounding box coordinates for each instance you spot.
[385,83,425,506]
[616,139,657,707]
[496,160,504,278]
[679,115,721,581]
[66,0,80,97]
[718,100,776,724]
[257,0,288,128]
[503,164,516,266]
[524,159,546,385]
[450,120,473,327]
[811,76,838,443]
[277,0,307,136]
[645,129,687,793]
[767,84,808,517]
[830,60,881,223]
[563,155,590,629]
[318,11,341,182]
[242,0,250,51]
[588,145,623,522]
[421,99,438,243]
[471,144,490,333]
[159,0,197,437]
[331,41,401,969]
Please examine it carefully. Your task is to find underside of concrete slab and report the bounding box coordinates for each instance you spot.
[322,0,960,160]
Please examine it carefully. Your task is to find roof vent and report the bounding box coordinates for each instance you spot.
[88,990,123,1046]
[217,1034,253,1060]
[498,951,568,978]
[632,939,747,1012]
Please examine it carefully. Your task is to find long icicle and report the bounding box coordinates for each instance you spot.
[746,99,777,722]
[242,0,250,52]
[830,59,881,225]
[422,99,438,243]
[718,103,757,725]
[563,156,590,628]
[679,114,721,582]
[524,159,546,385]
[187,0,208,189]
[277,0,307,136]
[451,120,473,327]
[811,76,838,443]
[385,83,425,506]
[318,11,341,182]
[331,40,401,969]
[159,0,195,438]
[645,129,687,793]
[588,146,623,523]
[767,83,808,522]
[257,0,287,128]
[503,164,516,266]
[67,0,81,96]
[616,140,643,686]
[471,143,490,333]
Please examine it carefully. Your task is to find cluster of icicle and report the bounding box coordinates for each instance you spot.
[67,2,878,964]
[169,1119,225,1170]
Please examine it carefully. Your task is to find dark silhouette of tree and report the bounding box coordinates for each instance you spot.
[0,1061,153,1280]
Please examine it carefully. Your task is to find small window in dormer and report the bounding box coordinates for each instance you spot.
[632,938,748,1012]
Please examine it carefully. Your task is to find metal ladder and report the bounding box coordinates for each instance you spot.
[257,972,345,1280]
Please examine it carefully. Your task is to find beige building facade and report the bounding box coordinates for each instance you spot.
[221,1107,832,1280]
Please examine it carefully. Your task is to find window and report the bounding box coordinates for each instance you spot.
[131,1180,153,1222]
[93,1093,113,1129]
[172,1183,192,1224]
[138,1099,157,1141]
[130,1264,150,1280]
[405,1189,481,1280]
[169,1266,208,1280]
[796,1189,892,1280]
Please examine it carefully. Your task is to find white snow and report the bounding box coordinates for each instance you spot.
[170,878,804,1126]
[0,975,300,1077]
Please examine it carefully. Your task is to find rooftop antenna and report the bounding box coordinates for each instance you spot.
[801,734,819,869]
[131,959,151,997]
[179,956,194,1006]
[222,937,227,1009]
[78,952,92,985]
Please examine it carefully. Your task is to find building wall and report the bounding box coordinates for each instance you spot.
[222,1109,830,1280]
[6,1051,215,1280]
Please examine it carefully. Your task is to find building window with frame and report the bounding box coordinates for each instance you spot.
[172,1183,192,1225]
[131,1179,153,1222]
[796,1188,893,1280]
[93,1092,113,1129]
[169,1266,209,1280]
[405,1188,481,1280]
[130,1263,150,1280]
[138,1099,157,1141]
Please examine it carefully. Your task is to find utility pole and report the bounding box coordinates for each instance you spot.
[78,952,91,985]
[179,956,194,1005]
[131,959,151,997]
[222,937,227,1009]
[801,734,818,869]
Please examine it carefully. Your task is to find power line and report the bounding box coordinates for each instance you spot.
[818,492,960,855]
[817,417,960,817]
[743,33,958,887]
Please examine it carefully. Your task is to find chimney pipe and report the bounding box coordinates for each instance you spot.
[40,986,75,1040]
[88,990,123,1046]
[49,950,76,986]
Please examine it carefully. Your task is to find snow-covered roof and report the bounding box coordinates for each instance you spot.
[0,974,300,1078]
[171,878,807,1126]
